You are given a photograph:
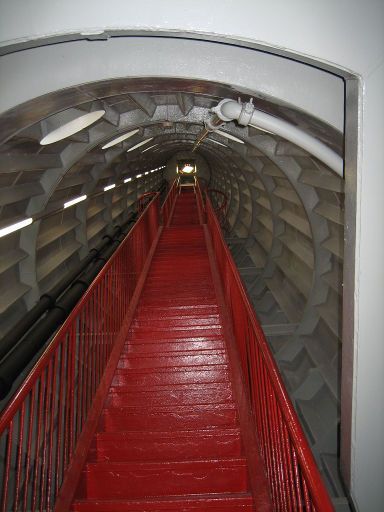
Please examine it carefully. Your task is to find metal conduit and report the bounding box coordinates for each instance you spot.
[0,212,139,399]
[194,98,344,176]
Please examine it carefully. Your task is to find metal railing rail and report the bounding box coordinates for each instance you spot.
[195,178,206,224]
[136,192,158,213]
[0,196,160,512]
[160,179,178,227]
[207,188,228,229]
[205,196,334,512]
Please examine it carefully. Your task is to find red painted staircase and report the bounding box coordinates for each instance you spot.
[70,190,259,511]
[0,186,335,512]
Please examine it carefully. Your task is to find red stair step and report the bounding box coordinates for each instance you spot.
[123,339,225,354]
[139,297,218,307]
[125,333,224,344]
[136,304,220,316]
[77,458,249,500]
[105,382,234,407]
[131,315,220,328]
[89,428,242,462]
[128,326,223,338]
[112,365,230,387]
[117,351,227,369]
[99,403,238,432]
[71,492,255,511]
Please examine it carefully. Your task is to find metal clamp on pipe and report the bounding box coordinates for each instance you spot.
[204,97,344,177]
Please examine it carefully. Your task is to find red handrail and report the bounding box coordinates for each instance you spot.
[160,179,178,226]
[136,191,157,213]
[0,196,160,512]
[195,179,206,224]
[205,197,334,512]
[207,188,228,229]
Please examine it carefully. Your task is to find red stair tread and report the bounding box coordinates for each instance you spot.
[99,403,239,432]
[71,191,259,511]
[89,428,242,462]
[105,383,234,408]
[71,493,255,511]
[123,339,225,354]
[112,365,230,387]
[117,351,227,369]
[77,458,249,499]
[107,380,233,401]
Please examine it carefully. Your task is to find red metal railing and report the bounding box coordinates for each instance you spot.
[136,192,158,213]
[208,188,228,229]
[205,197,334,512]
[0,196,160,512]
[160,179,178,226]
[195,179,206,224]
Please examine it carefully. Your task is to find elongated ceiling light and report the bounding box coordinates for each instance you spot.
[40,110,105,145]
[214,130,244,144]
[249,124,275,135]
[104,184,116,191]
[127,138,154,153]
[206,138,227,147]
[101,129,140,149]
[141,144,158,153]
[64,195,87,209]
[0,218,33,238]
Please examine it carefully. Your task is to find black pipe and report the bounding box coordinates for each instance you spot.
[0,215,137,363]
[0,212,138,398]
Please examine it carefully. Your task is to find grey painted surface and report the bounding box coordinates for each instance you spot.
[0,37,344,131]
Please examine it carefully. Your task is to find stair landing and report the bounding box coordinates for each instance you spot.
[71,191,257,511]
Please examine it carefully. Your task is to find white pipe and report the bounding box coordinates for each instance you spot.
[211,99,344,177]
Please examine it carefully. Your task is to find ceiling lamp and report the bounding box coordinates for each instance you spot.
[214,130,244,144]
[101,129,140,149]
[206,138,227,147]
[182,164,195,173]
[0,218,33,238]
[248,124,275,135]
[64,195,87,209]
[127,138,154,153]
[40,110,105,145]
[141,144,159,153]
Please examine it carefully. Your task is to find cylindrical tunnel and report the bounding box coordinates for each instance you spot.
[0,34,348,508]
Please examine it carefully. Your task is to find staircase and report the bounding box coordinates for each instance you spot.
[71,189,258,510]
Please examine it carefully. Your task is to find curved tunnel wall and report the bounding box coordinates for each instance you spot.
[0,72,346,505]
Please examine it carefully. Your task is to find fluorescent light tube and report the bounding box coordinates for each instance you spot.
[215,130,244,144]
[40,110,105,145]
[141,144,158,153]
[0,218,33,238]
[127,137,154,153]
[63,195,87,208]
[102,129,140,149]
[206,138,227,147]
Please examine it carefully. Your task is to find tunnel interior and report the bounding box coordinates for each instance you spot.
[0,37,347,509]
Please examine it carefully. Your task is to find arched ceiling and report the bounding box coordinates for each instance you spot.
[0,33,348,504]
[0,68,344,340]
